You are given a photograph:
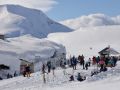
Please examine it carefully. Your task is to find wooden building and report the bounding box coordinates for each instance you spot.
[98,46,119,57]
[0,34,5,40]
[19,59,34,74]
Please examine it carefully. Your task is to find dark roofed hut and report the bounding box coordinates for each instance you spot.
[99,46,119,57]
[19,59,34,74]
[0,34,5,40]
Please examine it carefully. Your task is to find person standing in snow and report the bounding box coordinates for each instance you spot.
[108,57,114,68]
[14,71,17,77]
[42,64,46,83]
[25,64,31,77]
[70,57,74,68]
[112,56,118,67]
[23,70,26,77]
[81,55,85,69]
[47,61,51,73]
[99,57,105,72]
[7,73,10,79]
[72,56,77,70]
[92,56,96,65]
[42,64,46,74]
[78,55,81,65]
[88,58,91,66]
[0,76,2,80]
[85,62,89,70]
[96,56,100,64]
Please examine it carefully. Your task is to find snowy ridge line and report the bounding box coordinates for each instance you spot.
[0,4,72,38]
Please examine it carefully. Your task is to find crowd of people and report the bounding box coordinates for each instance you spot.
[0,54,119,83]
[64,55,119,82]
[21,54,119,83]
[67,55,118,71]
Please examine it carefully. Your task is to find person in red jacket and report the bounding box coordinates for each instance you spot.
[99,57,105,72]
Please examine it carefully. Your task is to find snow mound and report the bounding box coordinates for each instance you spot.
[0,4,72,38]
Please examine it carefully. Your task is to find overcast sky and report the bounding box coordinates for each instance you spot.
[0,0,120,21]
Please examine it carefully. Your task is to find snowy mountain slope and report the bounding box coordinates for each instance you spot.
[48,25,120,59]
[0,4,72,38]
[60,14,120,30]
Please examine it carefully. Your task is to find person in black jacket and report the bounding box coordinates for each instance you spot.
[47,61,51,73]
[69,75,74,81]
[85,62,89,70]
[25,64,31,77]
[77,73,86,81]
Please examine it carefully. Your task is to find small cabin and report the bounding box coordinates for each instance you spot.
[0,34,5,40]
[19,59,34,74]
[98,46,119,57]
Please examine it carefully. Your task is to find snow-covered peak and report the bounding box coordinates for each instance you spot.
[0,4,72,38]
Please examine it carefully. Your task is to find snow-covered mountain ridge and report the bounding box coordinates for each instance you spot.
[0,4,72,38]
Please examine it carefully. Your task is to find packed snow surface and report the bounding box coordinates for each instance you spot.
[0,61,120,90]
